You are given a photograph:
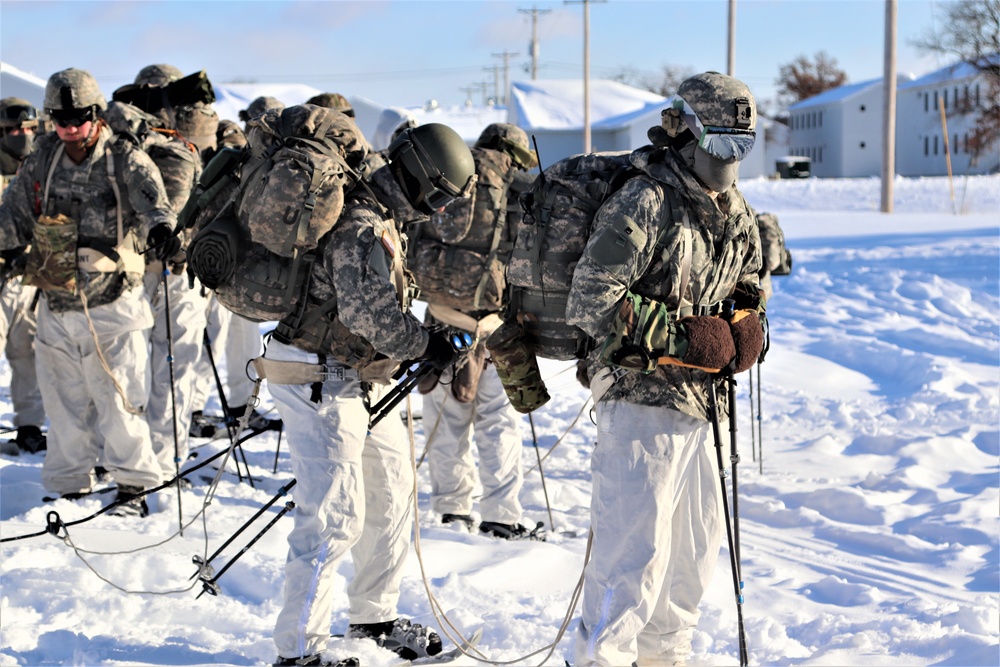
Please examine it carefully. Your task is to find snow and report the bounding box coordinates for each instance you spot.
[2,174,999,667]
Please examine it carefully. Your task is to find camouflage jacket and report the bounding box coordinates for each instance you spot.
[566,144,763,421]
[1,146,20,192]
[0,126,175,312]
[280,164,428,369]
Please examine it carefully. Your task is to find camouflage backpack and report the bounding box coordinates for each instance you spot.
[182,104,366,322]
[407,145,524,313]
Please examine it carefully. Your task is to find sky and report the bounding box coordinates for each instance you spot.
[0,0,961,111]
[1,171,998,666]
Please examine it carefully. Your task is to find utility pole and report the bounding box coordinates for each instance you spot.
[492,50,519,106]
[519,6,551,80]
[484,64,501,105]
[727,0,736,76]
[458,85,477,106]
[881,0,897,213]
[567,0,605,153]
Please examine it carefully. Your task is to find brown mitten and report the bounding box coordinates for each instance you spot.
[729,309,764,373]
[659,316,735,373]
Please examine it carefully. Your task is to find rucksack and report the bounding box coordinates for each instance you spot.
[182,105,366,322]
[407,146,521,312]
[503,151,642,360]
[755,212,792,276]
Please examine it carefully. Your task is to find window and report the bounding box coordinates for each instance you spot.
[944,88,948,110]
[924,92,929,112]
[934,91,939,109]
[934,135,938,155]
[954,134,959,153]
[860,141,866,149]
[964,85,969,108]
[819,111,823,127]
[818,146,823,163]
[860,104,866,112]
[964,133,969,154]
[924,136,929,156]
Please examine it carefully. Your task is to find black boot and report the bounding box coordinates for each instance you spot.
[109,484,149,518]
[347,618,443,660]
[273,656,358,667]
[479,520,547,541]
[16,425,46,453]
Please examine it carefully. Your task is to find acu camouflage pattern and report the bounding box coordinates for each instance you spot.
[474,123,538,171]
[505,150,637,360]
[240,96,284,123]
[410,145,521,312]
[566,144,763,422]
[306,93,353,116]
[0,126,174,312]
[275,165,427,380]
[134,64,183,87]
[485,317,550,413]
[756,211,792,276]
[43,68,107,112]
[238,105,365,257]
[677,71,757,131]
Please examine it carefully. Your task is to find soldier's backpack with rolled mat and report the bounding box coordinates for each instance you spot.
[182,104,366,322]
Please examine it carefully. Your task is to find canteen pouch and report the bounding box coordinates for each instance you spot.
[23,213,78,293]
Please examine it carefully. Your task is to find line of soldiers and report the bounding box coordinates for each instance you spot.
[0,64,779,667]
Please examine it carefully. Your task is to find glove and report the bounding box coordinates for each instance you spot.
[728,309,765,373]
[421,331,459,371]
[147,223,181,261]
[660,315,736,373]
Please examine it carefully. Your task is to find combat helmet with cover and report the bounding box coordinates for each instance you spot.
[239,96,285,124]
[134,64,183,87]
[44,68,107,115]
[0,97,40,166]
[306,92,354,118]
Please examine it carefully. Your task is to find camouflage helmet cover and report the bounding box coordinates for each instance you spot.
[44,68,107,112]
[306,92,354,117]
[135,63,183,87]
[677,71,756,132]
[216,118,247,149]
[240,96,285,122]
[0,97,39,129]
[474,122,537,170]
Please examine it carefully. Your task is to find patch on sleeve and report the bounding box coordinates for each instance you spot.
[368,235,392,280]
[588,214,647,273]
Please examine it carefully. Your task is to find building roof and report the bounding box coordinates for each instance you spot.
[788,77,883,111]
[898,55,997,90]
[509,79,667,131]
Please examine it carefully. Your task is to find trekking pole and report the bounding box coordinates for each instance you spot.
[757,363,763,475]
[527,412,555,532]
[727,373,743,570]
[271,427,283,474]
[708,377,749,666]
[202,329,251,484]
[161,268,184,536]
[748,363,757,463]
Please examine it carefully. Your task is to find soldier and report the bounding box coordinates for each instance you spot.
[413,123,540,538]
[102,94,206,482]
[239,96,285,125]
[305,92,354,117]
[256,122,475,666]
[0,69,175,515]
[0,97,47,455]
[566,72,766,666]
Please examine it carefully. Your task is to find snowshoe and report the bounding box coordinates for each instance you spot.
[441,513,475,530]
[478,520,547,541]
[189,410,219,438]
[108,484,149,518]
[347,618,443,660]
[273,655,359,667]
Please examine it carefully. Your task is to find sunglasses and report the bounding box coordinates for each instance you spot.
[48,107,95,128]
[0,104,38,124]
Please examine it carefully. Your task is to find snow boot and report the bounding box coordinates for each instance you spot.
[108,484,149,517]
[347,618,443,660]
[227,404,283,432]
[441,513,475,530]
[189,410,218,438]
[479,520,547,541]
[16,425,46,453]
[273,655,359,667]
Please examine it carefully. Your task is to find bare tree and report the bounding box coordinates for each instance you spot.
[912,0,1000,160]
[775,51,848,106]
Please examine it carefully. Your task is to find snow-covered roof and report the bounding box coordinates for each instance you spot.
[788,77,883,111]
[509,79,667,131]
[898,55,996,90]
[1,61,46,109]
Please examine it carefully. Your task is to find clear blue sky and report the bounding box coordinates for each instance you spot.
[1,0,956,110]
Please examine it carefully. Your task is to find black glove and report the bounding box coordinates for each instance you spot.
[421,331,459,371]
[147,223,181,261]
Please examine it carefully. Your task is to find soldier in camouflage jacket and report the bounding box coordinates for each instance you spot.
[566,72,766,666]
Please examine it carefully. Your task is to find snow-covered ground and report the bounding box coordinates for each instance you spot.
[1,174,998,666]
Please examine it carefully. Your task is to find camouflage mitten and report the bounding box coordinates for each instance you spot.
[728,309,764,373]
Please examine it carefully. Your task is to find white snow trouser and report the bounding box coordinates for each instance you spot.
[191,296,261,411]
[143,270,209,477]
[0,279,45,428]
[267,340,414,659]
[574,400,723,667]
[424,364,523,523]
[35,286,162,495]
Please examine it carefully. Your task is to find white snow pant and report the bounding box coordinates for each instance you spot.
[143,270,209,477]
[191,296,261,412]
[574,400,723,667]
[267,341,414,659]
[35,287,162,495]
[424,364,523,523]
[0,279,45,428]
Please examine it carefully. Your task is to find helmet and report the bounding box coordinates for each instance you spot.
[216,118,247,149]
[0,97,39,130]
[306,92,354,118]
[239,96,284,123]
[134,63,183,87]
[44,68,107,113]
[474,122,537,170]
[388,123,476,214]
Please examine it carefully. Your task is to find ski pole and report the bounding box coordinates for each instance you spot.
[708,378,749,666]
[757,363,763,475]
[527,412,555,532]
[202,329,252,486]
[748,363,757,463]
[727,374,743,571]
[161,268,184,536]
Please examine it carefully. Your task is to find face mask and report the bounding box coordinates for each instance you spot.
[2,132,33,160]
[691,145,739,193]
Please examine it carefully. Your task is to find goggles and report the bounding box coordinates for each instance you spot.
[48,107,95,128]
[664,96,756,161]
[0,104,38,126]
[397,134,476,211]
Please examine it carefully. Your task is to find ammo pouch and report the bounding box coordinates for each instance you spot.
[23,214,79,293]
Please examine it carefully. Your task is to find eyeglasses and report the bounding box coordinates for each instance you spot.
[0,104,38,125]
[48,107,95,128]
[665,96,756,162]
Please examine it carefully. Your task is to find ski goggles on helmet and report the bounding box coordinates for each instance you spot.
[49,107,95,128]
[396,134,477,212]
[663,96,756,162]
[0,103,38,127]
